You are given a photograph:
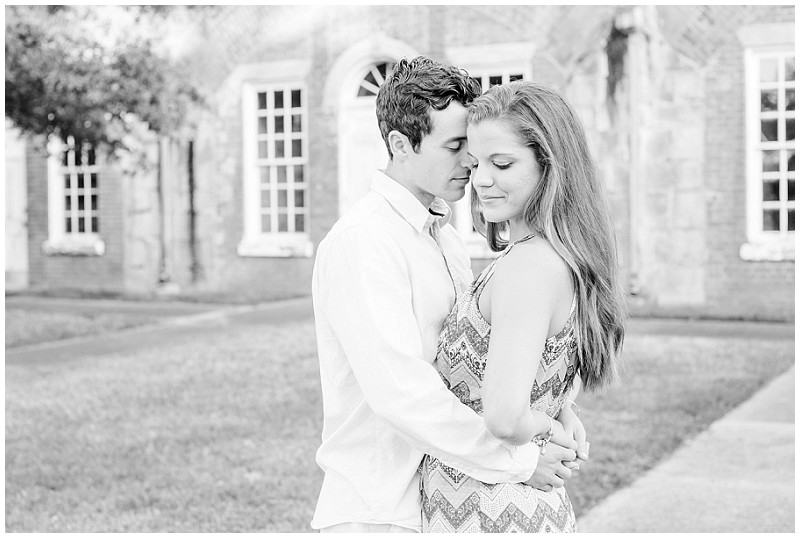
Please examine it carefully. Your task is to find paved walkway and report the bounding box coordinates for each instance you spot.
[578,364,795,533]
[5,296,314,365]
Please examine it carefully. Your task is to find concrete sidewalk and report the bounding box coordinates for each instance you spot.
[5,296,314,365]
[578,364,795,533]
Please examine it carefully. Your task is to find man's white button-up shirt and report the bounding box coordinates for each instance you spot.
[310,170,540,531]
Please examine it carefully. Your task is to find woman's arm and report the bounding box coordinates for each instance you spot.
[481,242,575,446]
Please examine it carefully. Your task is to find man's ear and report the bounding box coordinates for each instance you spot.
[387,130,411,161]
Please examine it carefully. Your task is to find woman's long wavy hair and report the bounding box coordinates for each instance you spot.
[469,81,626,391]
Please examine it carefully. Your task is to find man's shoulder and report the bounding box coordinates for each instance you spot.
[320,194,400,249]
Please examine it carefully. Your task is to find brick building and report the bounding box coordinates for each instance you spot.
[6,5,795,320]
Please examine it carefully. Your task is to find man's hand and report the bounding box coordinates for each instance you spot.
[522,441,577,492]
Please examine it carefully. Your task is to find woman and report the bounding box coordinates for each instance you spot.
[421,81,626,533]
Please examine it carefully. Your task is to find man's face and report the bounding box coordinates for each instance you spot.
[404,102,473,206]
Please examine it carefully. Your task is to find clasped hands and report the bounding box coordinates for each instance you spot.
[524,405,589,492]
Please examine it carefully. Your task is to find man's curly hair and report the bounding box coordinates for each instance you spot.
[375,56,481,158]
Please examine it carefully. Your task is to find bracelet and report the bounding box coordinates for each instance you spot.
[567,399,580,417]
[532,416,554,455]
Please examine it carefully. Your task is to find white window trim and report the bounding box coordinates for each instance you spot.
[238,61,312,258]
[42,136,105,256]
[446,42,536,259]
[739,23,795,262]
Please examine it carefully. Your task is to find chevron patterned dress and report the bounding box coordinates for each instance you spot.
[421,245,579,533]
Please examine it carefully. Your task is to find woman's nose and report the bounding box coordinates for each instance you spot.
[471,164,492,188]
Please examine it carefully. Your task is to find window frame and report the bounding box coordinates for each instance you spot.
[739,23,795,262]
[238,61,312,258]
[43,135,105,256]
[446,42,536,259]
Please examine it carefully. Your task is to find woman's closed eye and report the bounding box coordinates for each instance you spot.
[493,161,512,170]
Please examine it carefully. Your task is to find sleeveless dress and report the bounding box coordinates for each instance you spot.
[421,238,579,533]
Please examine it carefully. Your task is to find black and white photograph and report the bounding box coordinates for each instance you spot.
[4,4,795,533]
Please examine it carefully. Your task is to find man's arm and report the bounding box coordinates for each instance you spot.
[316,226,539,483]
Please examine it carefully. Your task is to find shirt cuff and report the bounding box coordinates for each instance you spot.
[506,442,540,482]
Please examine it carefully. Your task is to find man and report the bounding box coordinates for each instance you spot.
[311,56,584,533]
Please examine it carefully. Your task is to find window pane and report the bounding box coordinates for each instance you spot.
[292,139,302,157]
[66,217,72,233]
[760,57,779,82]
[763,180,780,201]
[762,150,780,171]
[258,117,268,134]
[294,165,304,183]
[276,166,287,184]
[275,116,284,134]
[91,195,98,210]
[291,89,301,108]
[65,196,71,211]
[258,141,269,159]
[294,189,305,208]
[788,179,795,201]
[789,209,795,231]
[258,92,267,109]
[261,214,271,233]
[91,217,98,233]
[274,90,284,109]
[77,174,85,189]
[78,196,85,210]
[259,167,270,186]
[761,90,778,111]
[74,148,82,166]
[277,189,287,208]
[761,119,778,141]
[763,209,780,231]
[295,213,305,232]
[62,150,69,166]
[489,75,502,87]
[787,89,795,111]
[90,173,97,188]
[510,74,523,82]
[277,213,288,232]
[88,147,96,165]
[260,189,271,208]
[65,174,71,189]
[786,119,795,141]
[275,140,284,158]
[786,57,795,81]
[292,114,302,132]
[789,151,795,172]
[78,218,85,233]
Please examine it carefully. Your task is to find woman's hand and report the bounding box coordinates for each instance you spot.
[557,402,589,464]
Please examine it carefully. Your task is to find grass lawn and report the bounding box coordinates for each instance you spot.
[4,319,794,532]
[5,307,157,348]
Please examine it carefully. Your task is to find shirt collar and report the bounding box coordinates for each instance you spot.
[370,170,452,233]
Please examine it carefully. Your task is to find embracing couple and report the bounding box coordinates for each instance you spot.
[310,56,626,533]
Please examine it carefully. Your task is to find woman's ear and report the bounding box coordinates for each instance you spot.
[387,130,411,161]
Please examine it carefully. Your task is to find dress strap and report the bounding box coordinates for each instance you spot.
[471,232,538,296]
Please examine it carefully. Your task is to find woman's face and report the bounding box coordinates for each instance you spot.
[467,119,542,225]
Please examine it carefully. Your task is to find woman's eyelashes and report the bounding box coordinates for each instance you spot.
[493,161,512,170]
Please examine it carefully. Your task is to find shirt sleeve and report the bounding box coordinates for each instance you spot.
[315,226,539,483]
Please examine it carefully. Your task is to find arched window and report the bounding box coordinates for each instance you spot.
[356,62,396,97]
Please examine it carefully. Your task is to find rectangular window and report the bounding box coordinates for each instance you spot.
[61,137,100,235]
[743,49,795,261]
[43,135,105,256]
[239,71,312,257]
[254,86,308,235]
